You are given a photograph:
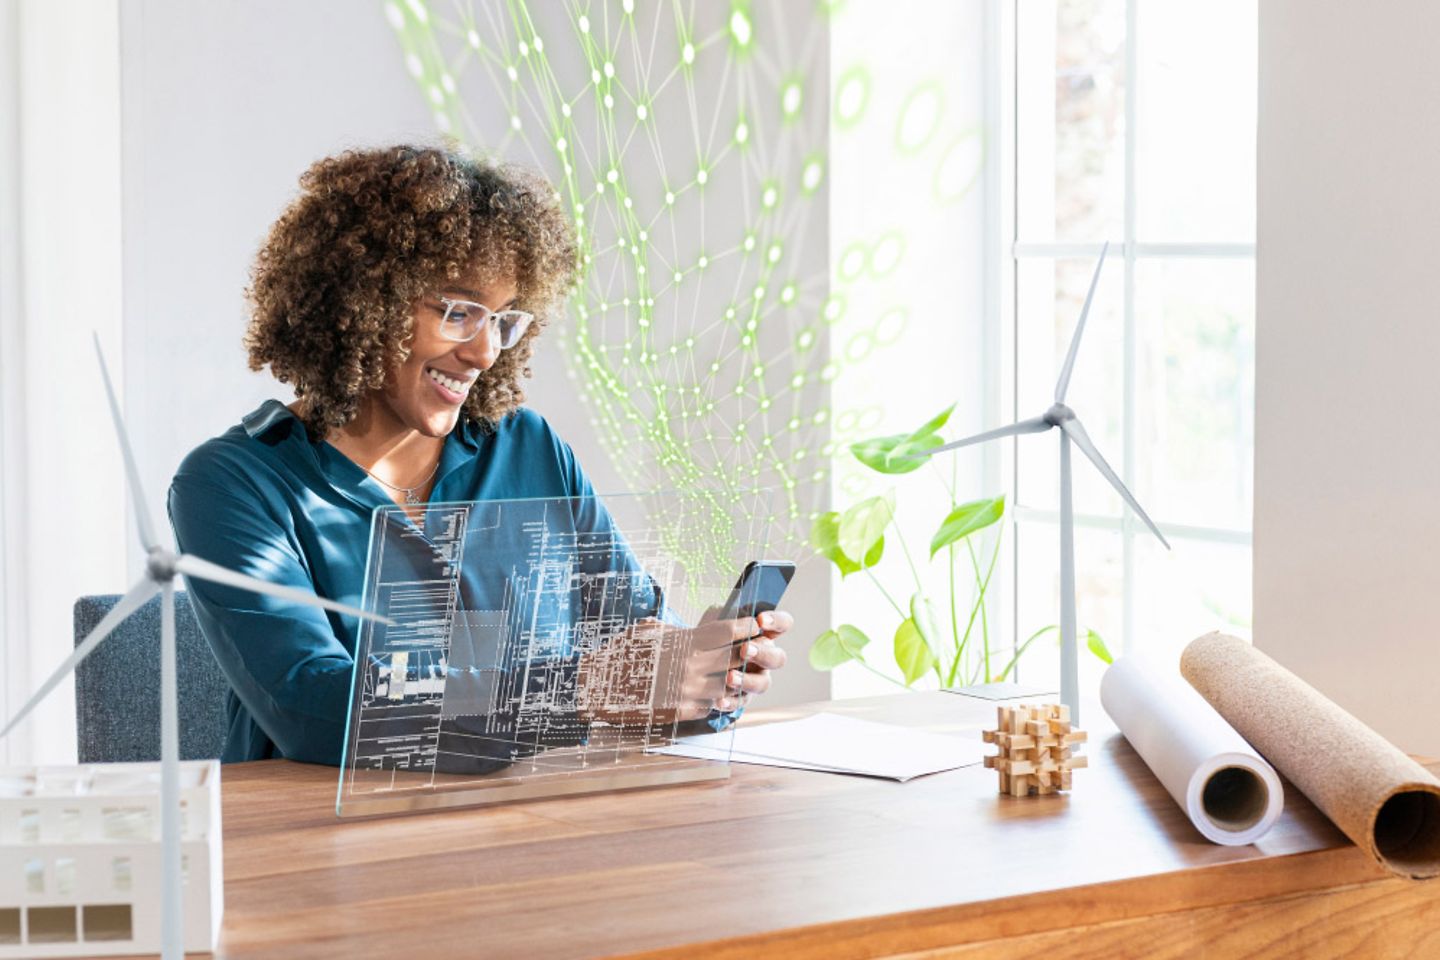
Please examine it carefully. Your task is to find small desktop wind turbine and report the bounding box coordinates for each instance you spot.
[911,244,1169,723]
[0,334,389,959]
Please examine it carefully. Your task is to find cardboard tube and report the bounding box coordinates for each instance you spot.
[1181,632,1440,879]
[1101,655,1283,845]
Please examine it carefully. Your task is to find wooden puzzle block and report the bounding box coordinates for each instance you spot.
[982,703,1087,797]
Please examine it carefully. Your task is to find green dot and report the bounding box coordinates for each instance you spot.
[800,156,825,195]
[780,78,803,119]
[896,81,944,154]
[869,231,905,277]
[846,331,875,362]
[837,244,867,283]
[834,66,870,127]
[875,306,909,345]
[729,7,753,48]
[934,129,984,205]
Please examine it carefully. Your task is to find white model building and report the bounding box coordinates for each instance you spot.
[0,760,223,957]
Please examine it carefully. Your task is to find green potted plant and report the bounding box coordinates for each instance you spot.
[810,404,1112,689]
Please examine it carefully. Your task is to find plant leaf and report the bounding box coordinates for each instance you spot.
[813,512,885,575]
[909,592,943,657]
[929,495,1006,558]
[809,624,872,671]
[838,493,894,563]
[811,512,857,575]
[850,432,942,474]
[893,618,938,686]
[911,402,956,440]
[849,403,954,473]
[1086,628,1113,665]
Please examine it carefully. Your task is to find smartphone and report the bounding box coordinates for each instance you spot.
[718,560,796,621]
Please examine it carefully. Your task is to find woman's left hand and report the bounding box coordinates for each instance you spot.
[717,610,790,712]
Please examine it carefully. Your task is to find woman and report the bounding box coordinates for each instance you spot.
[169,145,789,766]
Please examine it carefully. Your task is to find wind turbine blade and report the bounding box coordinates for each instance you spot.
[904,416,1052,459]
[0,577,161,739]
[93,332,159,552]
[1060,418,1171,550]
[174,553,394,625]
[1054,241,1110,403]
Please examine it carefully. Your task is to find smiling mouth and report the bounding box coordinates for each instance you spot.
[426,367,473,396]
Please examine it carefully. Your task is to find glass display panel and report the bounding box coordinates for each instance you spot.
[337,491,772,817]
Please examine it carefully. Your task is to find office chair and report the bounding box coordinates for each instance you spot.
[72,592,230,762]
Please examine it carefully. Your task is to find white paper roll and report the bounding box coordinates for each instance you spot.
[1100,655,1283,846]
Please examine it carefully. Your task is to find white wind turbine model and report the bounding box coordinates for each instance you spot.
[911,244,1169,723]
[0,334,390,959]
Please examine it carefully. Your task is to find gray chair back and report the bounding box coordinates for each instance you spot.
[72,592,230,762]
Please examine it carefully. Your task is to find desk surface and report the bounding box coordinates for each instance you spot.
[208,692,1440,959]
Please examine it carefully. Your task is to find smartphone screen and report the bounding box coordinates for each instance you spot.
[720,561,795,620]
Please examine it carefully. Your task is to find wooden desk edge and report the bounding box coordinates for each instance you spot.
[614,843,1411,960]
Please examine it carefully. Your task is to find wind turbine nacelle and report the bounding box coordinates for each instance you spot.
[1044,403,1077,426]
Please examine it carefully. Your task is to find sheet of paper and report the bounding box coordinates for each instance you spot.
[655,711,989,782]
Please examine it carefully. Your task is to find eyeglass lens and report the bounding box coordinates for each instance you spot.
[440,301,532,348]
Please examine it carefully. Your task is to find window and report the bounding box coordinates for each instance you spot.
[1006,0,1257,688]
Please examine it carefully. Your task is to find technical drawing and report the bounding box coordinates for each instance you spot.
[338,494,759,816]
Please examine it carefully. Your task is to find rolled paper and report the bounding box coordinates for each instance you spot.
[1101,655,1283,845]
[1182,631,1440,879]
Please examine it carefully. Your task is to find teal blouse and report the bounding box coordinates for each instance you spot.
[168,400,716,766]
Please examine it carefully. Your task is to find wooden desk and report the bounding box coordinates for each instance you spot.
[206,692,1440,959]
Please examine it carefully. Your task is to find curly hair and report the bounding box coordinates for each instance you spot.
[244,145,577,436]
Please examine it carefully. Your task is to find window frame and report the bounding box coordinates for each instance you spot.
[997,0,1257,668]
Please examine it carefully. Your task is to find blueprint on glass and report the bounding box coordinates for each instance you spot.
[337,491,773,817]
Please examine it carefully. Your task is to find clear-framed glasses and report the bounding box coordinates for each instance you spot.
[435,298,534,349]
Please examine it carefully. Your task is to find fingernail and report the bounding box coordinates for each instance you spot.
[729,670,744,687]
[717,697,734,711]
[760,612,773,628]
[742,642,758,658]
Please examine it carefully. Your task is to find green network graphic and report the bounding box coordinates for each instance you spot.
[383,0,984,559]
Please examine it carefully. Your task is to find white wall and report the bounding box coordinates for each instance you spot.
[1,0,127,765]
[1256,0,1440,755]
